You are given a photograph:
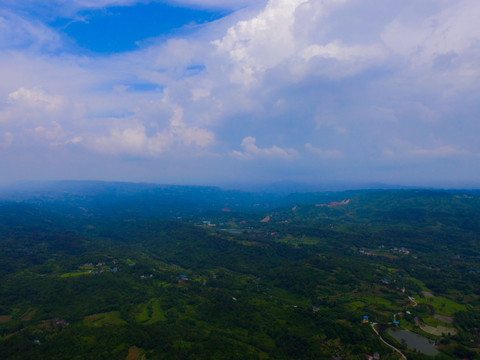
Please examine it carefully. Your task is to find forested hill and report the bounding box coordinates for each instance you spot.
[0,183,479,359]
[0,181,280,216]
[1,180,480,217]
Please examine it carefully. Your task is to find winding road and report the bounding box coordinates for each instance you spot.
[369,295,418,359]
[371,322,407,360]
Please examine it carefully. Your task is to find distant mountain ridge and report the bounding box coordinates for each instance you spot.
[1,180,479,220]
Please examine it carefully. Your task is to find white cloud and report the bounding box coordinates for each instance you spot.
[381,0,480,93]
[382,1,480,62]
[67,136,83,144]
[213,0,307,83]
[305,143,342,159]
[409,146,471,158]
[34,122,64,141]
[301,41,382,63]
[89,107,214,156]
[231,136,297,160]
[91,125,172,156]
[212,0,384,83]
[8,87,66,112]
[0,10,61,51]
[170,120,214,147]
[0,132,13,147]
[0,87,78,145]
[1,0,480,184]
[191,88,210,101]
[380,142,474,161]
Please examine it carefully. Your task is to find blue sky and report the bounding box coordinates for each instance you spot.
[50,2,229,53]
[1,0,480,188]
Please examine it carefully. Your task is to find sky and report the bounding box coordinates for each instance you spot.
[1,0,480,188]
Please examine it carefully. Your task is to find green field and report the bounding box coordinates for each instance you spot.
[135,299,165,324]
[84,311,127,327]
[416,295,466,316]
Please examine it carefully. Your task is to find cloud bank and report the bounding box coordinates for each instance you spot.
[1,0,479,186]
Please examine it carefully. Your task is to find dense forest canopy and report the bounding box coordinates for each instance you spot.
[0,182,479,359]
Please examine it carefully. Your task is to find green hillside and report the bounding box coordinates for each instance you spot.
[0,185,479,359]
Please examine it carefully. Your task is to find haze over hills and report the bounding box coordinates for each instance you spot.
[0,181,480,358]
[0,179,451,204]
[2,0,480,357]
[0,0,480,360]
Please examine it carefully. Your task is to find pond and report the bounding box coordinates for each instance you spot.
[388,329,439,356]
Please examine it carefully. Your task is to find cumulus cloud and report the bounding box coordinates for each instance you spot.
[231,136,297,160]
[90,122,213,156]
[213,0,384,83]
[382,1,480,63]
[305,143,342,159]
[213,0,307,83]
[91,125,171,156]
[1,0,480,185]
[89,107,214,156]
[7,87,66,112]
[301,41,382,63]
[381,0,480,94]
[0,87,80,146]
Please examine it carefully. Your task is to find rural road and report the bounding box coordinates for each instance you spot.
[371,322,407,360]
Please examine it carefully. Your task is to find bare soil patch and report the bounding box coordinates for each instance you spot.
[434,314,454,324]
[126,346,146,360]
[0,315,11,323]
[420,324,457,336]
